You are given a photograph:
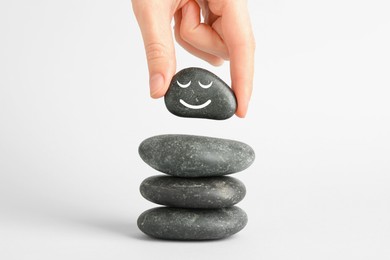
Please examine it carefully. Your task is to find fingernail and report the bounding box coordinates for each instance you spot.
[149,74,164,98]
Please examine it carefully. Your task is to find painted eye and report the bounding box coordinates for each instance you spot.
[177,80,191,88]
[198,81,213,89]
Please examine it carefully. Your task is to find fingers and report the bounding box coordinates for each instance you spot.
[132,0,176,98]
[174,11,224,66]
[132,0,255,118]
[180,1,229,60]
[222,1,255,117]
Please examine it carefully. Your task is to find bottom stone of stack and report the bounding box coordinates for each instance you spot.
[137,206,247,240]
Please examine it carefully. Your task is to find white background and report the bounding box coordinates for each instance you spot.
[1,0,389,259]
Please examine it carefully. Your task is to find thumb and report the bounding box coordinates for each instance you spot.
[132,1,176,98]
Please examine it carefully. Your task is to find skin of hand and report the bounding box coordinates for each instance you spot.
[131,0,255,117]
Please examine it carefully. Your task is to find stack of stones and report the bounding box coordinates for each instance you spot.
[137,68,255,240]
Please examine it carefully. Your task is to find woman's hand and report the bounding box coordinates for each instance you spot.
[132,0,255,117]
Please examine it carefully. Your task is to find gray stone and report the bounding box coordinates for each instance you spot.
[140,175,246,208]
[138,134,255,177]
[164,67,237,120]
[137,206,247,240]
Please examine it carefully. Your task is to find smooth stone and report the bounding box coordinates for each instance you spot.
[140,175,246,208]
[138,134,255,177]
[164,67,237,120]
[137,206,247,240]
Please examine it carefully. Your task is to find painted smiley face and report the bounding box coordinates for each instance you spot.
[176,80,213,109]
[164,67,237,120]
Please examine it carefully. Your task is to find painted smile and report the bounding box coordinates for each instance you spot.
[179,99,212,109]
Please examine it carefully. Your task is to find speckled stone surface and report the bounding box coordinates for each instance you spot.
[137,206,247,240]
[140,175,246,208]
[164,67,237,120]
[138,134,255,177]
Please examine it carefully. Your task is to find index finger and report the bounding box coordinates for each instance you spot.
[222,1,255,117]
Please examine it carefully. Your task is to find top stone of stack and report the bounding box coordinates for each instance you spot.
[164,67,237,120]
[138,134,255,178]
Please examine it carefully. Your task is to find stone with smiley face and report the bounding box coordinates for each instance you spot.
[164,67,237,120]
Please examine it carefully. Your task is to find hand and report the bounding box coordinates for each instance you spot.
[131,0,255,117]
